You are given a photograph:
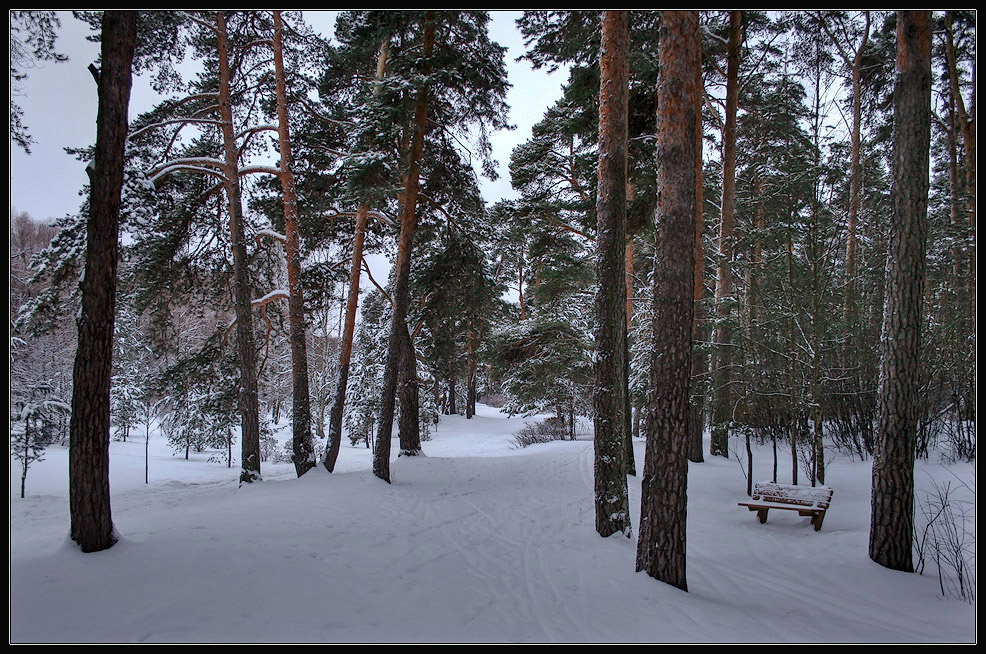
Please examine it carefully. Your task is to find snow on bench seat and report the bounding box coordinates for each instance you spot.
[738,482,833,531]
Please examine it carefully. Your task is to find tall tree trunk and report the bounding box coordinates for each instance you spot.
[869,11,931,573]
[273,11,314,477]
[69,10,135,553]
[688,51,707,463]
[944,12,976,217]
[709,10,742,458]
[465,323,478,419]
[636,10,700,592]
[217,11,262,484]
[324,39,390,473]
[837,12,870,330]
[624,241,636,475]
[373,13,435,483]
[787,234,799,486]
[943,11,976,331]
[593,10,632,539]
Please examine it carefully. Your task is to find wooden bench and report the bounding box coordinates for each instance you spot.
[738,482,833,531]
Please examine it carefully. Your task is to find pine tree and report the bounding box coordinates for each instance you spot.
[636,10,701,592]
[593,10,632,539]
[271,10,316,477]
[709,11,743,459]
[869,10,932,573]
[69,9,136,553]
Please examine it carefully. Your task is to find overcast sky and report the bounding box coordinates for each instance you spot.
[9,10,567,224]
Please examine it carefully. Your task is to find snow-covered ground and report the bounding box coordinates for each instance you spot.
[9,404,976,643]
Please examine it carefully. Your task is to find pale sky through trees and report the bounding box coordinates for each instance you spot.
[9,10,566,224]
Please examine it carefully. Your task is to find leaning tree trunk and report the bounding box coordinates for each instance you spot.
[709,10,742,459]
[69,10,136,553]
[273,11,315,477]
[869,10,931,573]
[324,39,390,473]
[373,12,435,483]
[636,10,700,592]
[593,10,632,539]
[217,11,262,484]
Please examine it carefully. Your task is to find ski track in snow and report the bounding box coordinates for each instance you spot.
[9,404,976,644]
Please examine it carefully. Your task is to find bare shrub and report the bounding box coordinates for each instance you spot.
[512,417,569,448]
[914,474,976,603]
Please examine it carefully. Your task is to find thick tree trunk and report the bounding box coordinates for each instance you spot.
[593,10,632,539]
[709,10,742,459]
[69,10,135,553]
[869,11,931,573]
[217,11,262,485]
[273,11,315,477]
[325,40,390,472]
[373,13,435,483]
[636,10,700,592]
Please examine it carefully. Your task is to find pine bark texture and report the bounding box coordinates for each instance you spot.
[398,324,423,455]
[869,10,931,573]
[68,10,136,553]
[709,10,742,458]
[373,12,435,483]
[273,11,315,477]
[217,11,262,484]
[593,10,632,539]
[636,10,700,592]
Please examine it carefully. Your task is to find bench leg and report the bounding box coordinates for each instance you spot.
[812,511,825,531]
[757,508,768,524]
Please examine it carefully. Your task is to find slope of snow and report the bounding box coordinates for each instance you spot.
[9,404,975,643]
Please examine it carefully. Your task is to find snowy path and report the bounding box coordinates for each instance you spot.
[9,405,975,643]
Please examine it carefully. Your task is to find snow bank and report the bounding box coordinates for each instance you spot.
[9,405,975,643]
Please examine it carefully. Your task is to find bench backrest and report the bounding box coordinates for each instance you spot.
[751,482,833,509]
